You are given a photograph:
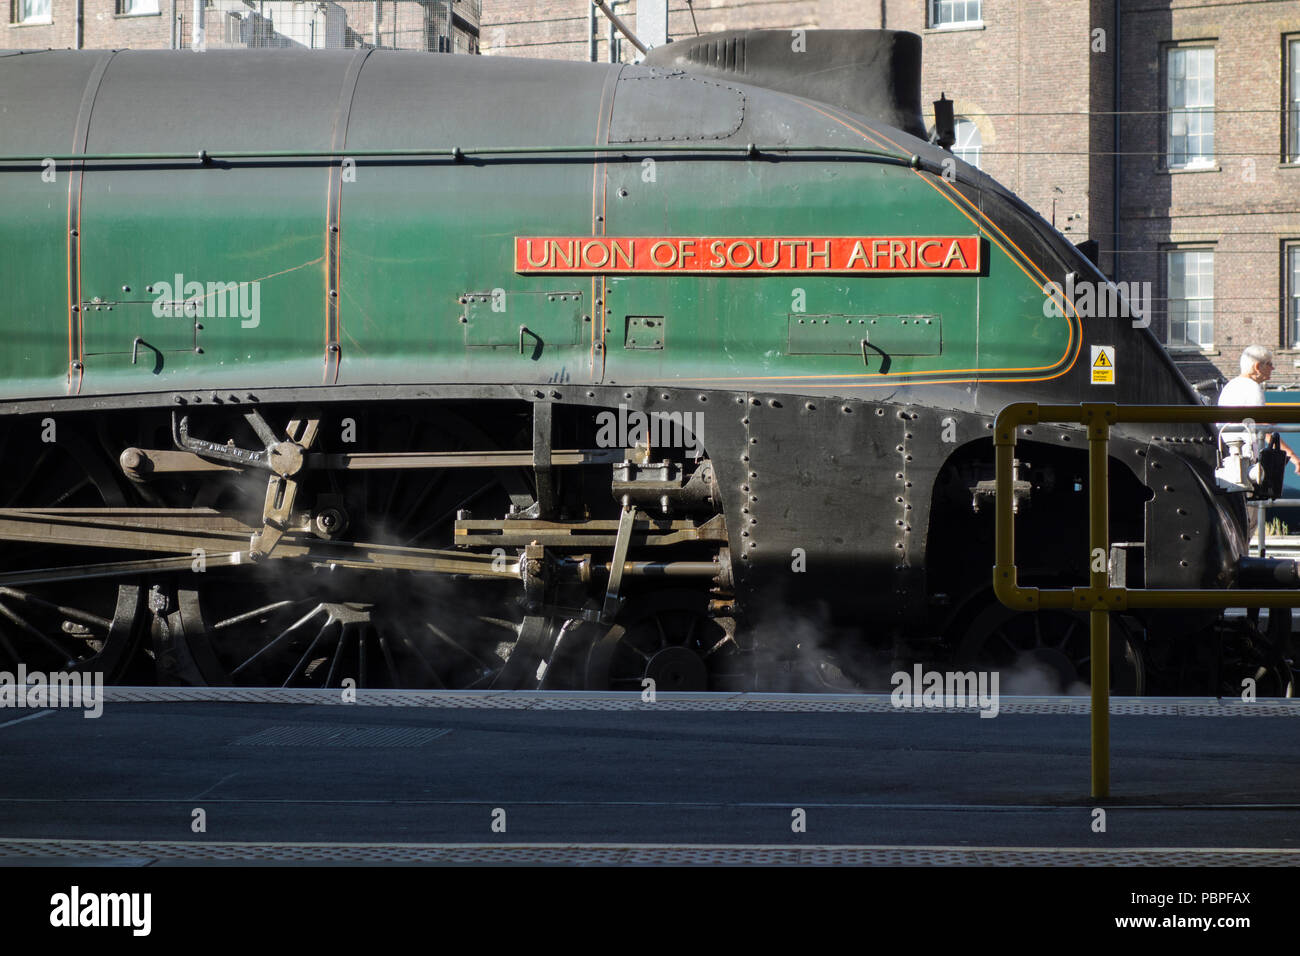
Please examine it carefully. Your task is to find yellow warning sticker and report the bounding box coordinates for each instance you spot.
[1091,345,1115,385]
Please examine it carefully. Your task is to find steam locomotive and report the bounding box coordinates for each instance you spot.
[0,30,1287,694]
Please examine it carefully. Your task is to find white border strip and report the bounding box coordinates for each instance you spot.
[0,839,1296,866]
[95,687,1300,716]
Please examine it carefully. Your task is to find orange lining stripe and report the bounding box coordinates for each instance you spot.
[912,170,1080,373]
[816,98,1066,293]
[69,157,88,395]
[623,372,1086,389]
[810,97,1078,370]
[65,53,116,396]
[590,68,621,380]
[336,163,347,370]
[323,167,333,383]
[65,165,74,390]
[590,98,602,375]
[728,94,1084,386]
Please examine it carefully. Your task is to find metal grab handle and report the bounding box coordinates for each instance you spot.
[518,325,542,356]
[860,332,888,373]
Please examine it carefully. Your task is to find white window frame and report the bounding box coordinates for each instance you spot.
[1288,244,1300,350]
[1166,45,1216,170]
[952,117,982,169]
[118,0,160,15]
[930,0,982,30]
[1288,38,1300,164]
[13,0,52,25]
[1167,248,1215,350]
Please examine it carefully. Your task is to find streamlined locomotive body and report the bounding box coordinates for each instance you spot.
[0,31,1282,693]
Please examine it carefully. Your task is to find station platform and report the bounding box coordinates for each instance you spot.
[2,689,1298,865]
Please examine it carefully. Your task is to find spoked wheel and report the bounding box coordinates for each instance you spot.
[0,584,144,680]
[150,405,534,688]
[0,425,148,681]
[1216,621,1295,698]
[163,569,518,689]
[955,604,1146,696]
[584,591,747,692]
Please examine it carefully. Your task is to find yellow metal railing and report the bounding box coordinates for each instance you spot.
[993,403,1300,798]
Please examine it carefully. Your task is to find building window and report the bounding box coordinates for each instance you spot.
[930,0,981,28]
[1167,249,1214,349]
[117,0,160,13]
[952,117,982,168]
[1166,46,1215,169]
[1288,38,1300,164]
[11,0,51,24]
[1289,245,1300,349]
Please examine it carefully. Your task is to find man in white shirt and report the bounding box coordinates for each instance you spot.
[1218,345,1300,475]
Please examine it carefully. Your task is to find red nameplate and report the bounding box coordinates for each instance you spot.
[515,236,980,275]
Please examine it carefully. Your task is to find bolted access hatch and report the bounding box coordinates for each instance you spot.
[788,313,941,358]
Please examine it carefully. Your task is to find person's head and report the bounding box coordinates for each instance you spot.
[1241,346,1274,382]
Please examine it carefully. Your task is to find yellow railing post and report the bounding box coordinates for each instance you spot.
[1084,404,1114,799]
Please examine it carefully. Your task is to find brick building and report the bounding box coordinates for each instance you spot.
[5,0,480,52]
[479,0,1300,386]
[1113,1,1300,386]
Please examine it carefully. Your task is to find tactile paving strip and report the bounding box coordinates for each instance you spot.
[98,687,1300,716]
[0,839,1295,866]
[233,725,451,747]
